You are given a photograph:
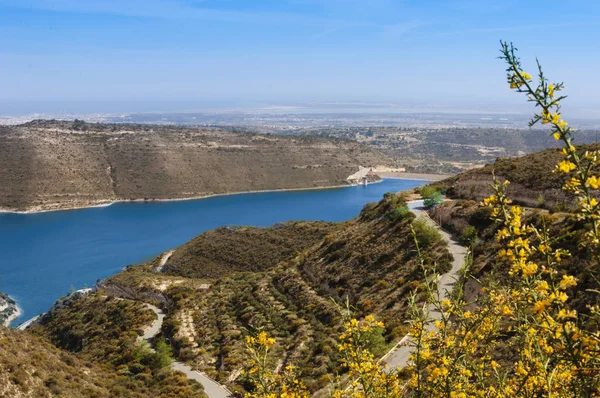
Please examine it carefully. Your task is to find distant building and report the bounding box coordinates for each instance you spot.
[347,166,376,185]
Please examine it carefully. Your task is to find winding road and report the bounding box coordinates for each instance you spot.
[155,250,175,273]
[381,200,468,370]
[140,303,232,398]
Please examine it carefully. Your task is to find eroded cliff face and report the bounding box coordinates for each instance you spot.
[0,121,392,212]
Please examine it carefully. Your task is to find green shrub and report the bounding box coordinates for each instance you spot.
[421,185,443,208]
[412,218,441,248]
[459,225,478,245]
[423,191,442,208]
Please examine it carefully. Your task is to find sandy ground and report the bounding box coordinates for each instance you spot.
[378,172,452,181]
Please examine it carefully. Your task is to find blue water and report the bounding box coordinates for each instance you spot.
[0,179,426,326]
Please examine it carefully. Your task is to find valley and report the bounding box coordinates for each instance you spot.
[3,141,600,396]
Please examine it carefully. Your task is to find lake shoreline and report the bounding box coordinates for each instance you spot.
[377,172,451,181]
[0,178,401,215]
[0,183,359,215]
[0,178,425,329]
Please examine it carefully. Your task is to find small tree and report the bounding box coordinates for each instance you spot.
[420,186,443,208]
[423,191,442,208]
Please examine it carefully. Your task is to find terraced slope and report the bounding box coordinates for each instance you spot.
[165,221,341,278]
[0,293,207,397]
[28,293,207,397]
[0,120,391,212]
[101,194,452,394]
[422,141,600,322]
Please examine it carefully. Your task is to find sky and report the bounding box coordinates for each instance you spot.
[0,0,599,115]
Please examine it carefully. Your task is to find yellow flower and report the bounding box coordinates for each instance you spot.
[541,110,551,124]
[586,176,600,189]
[520,71,532,80]
[535,280,549,293]
[559,275,577,290]
[490,361,499,371]
[559,119,568,128]
[557,309,577,320]
[548,83,555,97]
[482,195,497,206]
[501,305,513,316]
[553,132,561,141]
[557,292,569,302]
[533,300,550,314]
[557,160,576,173]
[551,112,561,124]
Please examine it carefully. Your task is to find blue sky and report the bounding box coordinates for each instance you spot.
[0,0,599,114]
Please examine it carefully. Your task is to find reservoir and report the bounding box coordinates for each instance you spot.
[0,178,426,326]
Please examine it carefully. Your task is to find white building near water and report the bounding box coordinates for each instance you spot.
[347,166,375,186]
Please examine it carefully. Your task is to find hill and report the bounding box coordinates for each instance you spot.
[0,326,116,398]
[0,292,206,397]
[29,293,207,397]
[431,143,600,210]
[0,120,391,212]
[99,193,452,394]
[164,221,341,278]
[421,142,600,319]
[277,126,600,174]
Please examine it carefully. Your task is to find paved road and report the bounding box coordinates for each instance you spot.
[140,304,232,398]
[15,314,42,330]
[155,250,175,272]
[381,200,468,370]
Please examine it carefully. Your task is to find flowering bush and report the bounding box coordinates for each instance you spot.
[243,332,310,398]
[244,42,600,397]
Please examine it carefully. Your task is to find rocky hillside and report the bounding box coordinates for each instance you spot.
[0,120,391,212]
[432,143,600,211]
[100,193,452,394]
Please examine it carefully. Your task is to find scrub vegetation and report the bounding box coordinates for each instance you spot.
[99,193,451,394]
[4,43,600,398]
[241,42,600,397]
